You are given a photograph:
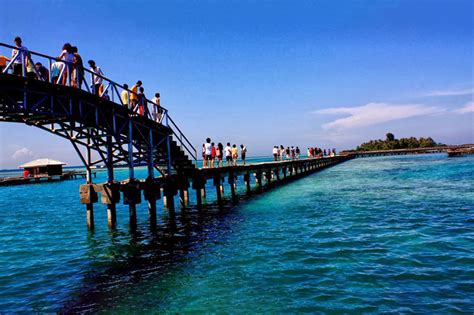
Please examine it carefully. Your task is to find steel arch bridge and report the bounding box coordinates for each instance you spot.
[0,43,197,185]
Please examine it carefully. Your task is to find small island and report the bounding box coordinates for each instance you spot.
[354,133,443,151]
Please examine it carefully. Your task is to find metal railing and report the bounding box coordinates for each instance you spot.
[0,42,197,164]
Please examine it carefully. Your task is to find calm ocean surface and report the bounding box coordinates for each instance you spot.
[0,154,473,313]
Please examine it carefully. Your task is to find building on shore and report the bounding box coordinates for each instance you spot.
[19,159,66,178]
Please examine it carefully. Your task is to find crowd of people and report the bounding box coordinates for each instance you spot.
[202,138,247,168]
[272,145,336,161]
[1,37,163,123]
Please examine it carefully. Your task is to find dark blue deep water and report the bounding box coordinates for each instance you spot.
[0,154,473,313]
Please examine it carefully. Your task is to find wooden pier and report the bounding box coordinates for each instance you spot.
[79,156,351,229]
[341,144,474,158]
[0,170,96,186]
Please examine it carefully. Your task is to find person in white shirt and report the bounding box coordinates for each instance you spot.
[240,144,247,165]
[272,146,278,161]
[204,138,212,168]
[151,93,161,122]
[11,36,28,76]
[88,60,104,96]
[224,142,232,166]
[58,43,74,85]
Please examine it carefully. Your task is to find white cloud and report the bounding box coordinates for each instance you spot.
[423,88,473,97]
[313,102,443,130]
[454,101,474,114]
[11,147,33,159]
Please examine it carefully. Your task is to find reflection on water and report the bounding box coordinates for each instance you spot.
[62,201,242,313]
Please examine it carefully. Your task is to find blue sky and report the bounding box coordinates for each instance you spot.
[0,0,472,168]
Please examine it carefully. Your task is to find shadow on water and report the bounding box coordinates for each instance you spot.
[59,195,251,313]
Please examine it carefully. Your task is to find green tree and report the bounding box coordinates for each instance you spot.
[386,132,395,142]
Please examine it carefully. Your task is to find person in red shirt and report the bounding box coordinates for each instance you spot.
[210,142,216,168]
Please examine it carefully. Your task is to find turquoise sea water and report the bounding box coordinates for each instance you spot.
[0,154,473,313]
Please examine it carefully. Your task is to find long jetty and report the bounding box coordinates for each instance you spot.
[341,144,474,158]
[80,156,351,229]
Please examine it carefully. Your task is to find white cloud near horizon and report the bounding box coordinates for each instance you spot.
[11,147,34,159]
[314,103,443,130]
[423,87,473,97]
[454,101,474,114]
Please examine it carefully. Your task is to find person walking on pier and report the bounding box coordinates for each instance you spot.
[58,43,74,85]
[137,87,146,116]
[241,144,247,165]
[11,37,28,76]
[130,80,142,111]
[216,143,223,167]
[225,142,232,166]
[286,147,290,160]
[121,84,129,107]
[204,138,212,168]
[273,146,278,161]
[202,144,207,168]
[151,93,162,122]
[232,144,239,166]
[210,142,216,168]
[280,145,285,160]
[88,60,104,96]
[296,146,300,159]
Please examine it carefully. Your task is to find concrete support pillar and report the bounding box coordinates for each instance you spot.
[228,173,237,202]
[274,168,280,181]
[196,187,203,209]
[244,173,251,193]
[144,179,160,227]
[87,203,94,230]
[192,175,205,210]
[265,170,272,187]
[123,181,141,230]
[80,184,97,230]
[129,204,137,230]
[163,180,176,213]
[107,204,116,229]
[255,171,263,191]
[100,182,120,229]
[214,175,223,208]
